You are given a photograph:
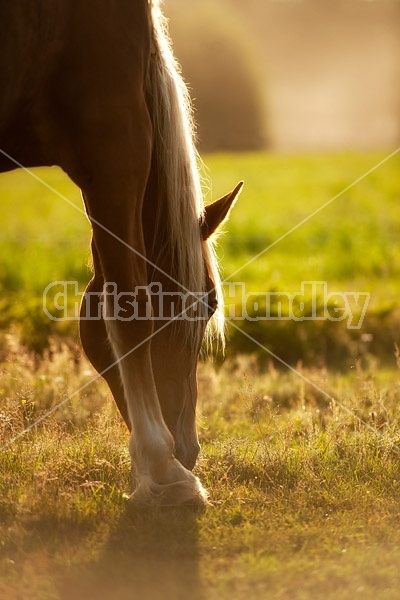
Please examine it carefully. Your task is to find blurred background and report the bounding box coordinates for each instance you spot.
[165,0,400,152]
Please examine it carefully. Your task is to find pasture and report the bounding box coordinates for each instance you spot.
[1,151,400,599]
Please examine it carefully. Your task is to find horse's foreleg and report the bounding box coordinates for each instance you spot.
[70,103,206,506]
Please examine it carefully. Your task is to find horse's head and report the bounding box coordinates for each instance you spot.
[150,182,243,469]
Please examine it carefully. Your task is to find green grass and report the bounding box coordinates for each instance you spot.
[1,337,400,599]
[206,151,400,289]
[209,151,400,366]
[1,151,399,298]
[1,151,399,363]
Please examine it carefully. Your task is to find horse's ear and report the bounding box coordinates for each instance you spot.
[201,181,243,240]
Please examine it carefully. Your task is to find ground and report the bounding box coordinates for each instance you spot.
[0,151,400,599]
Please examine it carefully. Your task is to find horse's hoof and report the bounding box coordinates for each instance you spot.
[128,473,209,508]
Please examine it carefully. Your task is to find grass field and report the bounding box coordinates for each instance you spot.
[1,151,400,599]
[0,151,399,363]
[1,339,400,599]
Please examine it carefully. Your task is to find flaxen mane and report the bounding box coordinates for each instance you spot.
[147,0,224,345]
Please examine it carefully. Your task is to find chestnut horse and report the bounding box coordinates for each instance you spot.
[0,0,242,505]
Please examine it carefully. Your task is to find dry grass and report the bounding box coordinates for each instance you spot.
[1,336,400,599]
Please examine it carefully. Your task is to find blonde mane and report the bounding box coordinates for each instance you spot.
[147,0,224,346]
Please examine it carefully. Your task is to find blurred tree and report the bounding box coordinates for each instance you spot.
[165,0,268,151]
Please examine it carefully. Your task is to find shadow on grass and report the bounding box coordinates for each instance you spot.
[58,504,205,600]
